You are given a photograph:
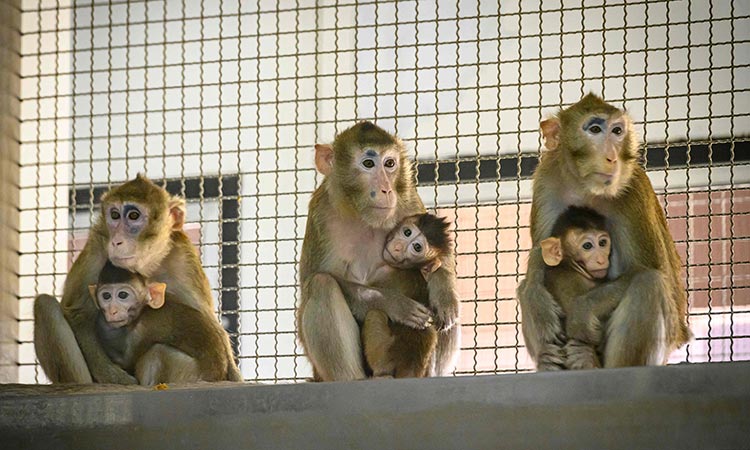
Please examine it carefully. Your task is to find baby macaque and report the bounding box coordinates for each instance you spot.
[541,206,619,369]
[361,213,452,378]
[90,261,241,384]
[382,213,451,280]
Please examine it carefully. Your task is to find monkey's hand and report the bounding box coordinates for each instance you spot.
[335,278,433,329]
[517,276,567,371]
[430,296,459,332]
[382,291,434,330]
[565,309,603,346]
[568,275,631,346]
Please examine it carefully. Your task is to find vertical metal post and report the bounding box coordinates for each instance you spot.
[0,0,21,383]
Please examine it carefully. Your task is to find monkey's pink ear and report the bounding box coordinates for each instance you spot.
[420,259,442,280]
[314,144,334,175]
[169,197,186,230]
[88,284,99,306]
[147,282,167,309]
[540,118,561,151]
[541,237,563,267]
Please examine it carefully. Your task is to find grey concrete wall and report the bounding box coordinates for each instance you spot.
[0,0,21,383]
[1,362,749,450]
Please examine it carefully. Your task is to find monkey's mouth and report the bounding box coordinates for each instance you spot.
[111,256,135,265]
[383,248,404,266]
[106,319,128,328]
[589,269,608,279]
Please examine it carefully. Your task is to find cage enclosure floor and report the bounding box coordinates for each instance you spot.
[2,361,749,450]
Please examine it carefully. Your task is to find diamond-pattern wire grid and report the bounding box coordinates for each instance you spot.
[14,0,750,383]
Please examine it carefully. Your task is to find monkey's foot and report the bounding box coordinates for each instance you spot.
[564,340,601,370]
[536,343,567,371]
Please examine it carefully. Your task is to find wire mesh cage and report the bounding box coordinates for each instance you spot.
[13,0,750,383]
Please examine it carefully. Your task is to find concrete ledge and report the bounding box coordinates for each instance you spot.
[1,362,749,450]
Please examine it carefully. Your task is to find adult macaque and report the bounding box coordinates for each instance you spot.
[297,121,460,381]
[91,261,241,384]
[541,206,619,369]
[362,213,451,378]
[517,93,691,371]
[34,175,218,383]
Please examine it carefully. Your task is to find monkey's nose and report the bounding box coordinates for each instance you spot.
[112,240,123,247]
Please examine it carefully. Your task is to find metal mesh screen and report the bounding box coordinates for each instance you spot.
[14,0,750,383]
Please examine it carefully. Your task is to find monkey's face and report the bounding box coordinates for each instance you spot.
[100,175,185,277]
[324,121,418,230]
[574,113,630,195]
[383,218,433,269]
[95,282,146,328]
[566,229,611,279]
[553,94,639,198]
[104,201,153,271]
[340,146,402,226]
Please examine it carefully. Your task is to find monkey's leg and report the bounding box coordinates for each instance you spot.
[603,270,670,367]
[517,249,567,371]
[301,273,367,381]
[217,329,243,381]
[135,344,200,385]
[392,326,438,378]
[362,310,396,378]
[33,295,93,383]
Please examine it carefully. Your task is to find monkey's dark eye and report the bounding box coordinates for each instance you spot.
[589,125,602,134]
[362,159,375,169]
[612,126,623,135]
[110,210,120,220]
[599,238,609,247]
[413,243,422,253]
[384,158,395,168]
[403,228,412,237]
[582,242,594,250]
[118,291,129,299]
[102,292,111,300]
[127,210,140,220]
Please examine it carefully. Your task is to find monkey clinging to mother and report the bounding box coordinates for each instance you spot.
[517,93,692,371]
[296,121,460,381]
[33,175,239,384]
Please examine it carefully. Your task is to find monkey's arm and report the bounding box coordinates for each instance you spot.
[427,255,459,331]
[517,246,567,370]
[334,277,433,329]
[565,274,634,345]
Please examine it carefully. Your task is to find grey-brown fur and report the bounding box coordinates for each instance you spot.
[517,94,691,371]
[297,122,460,381]
[33,175,235,384]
